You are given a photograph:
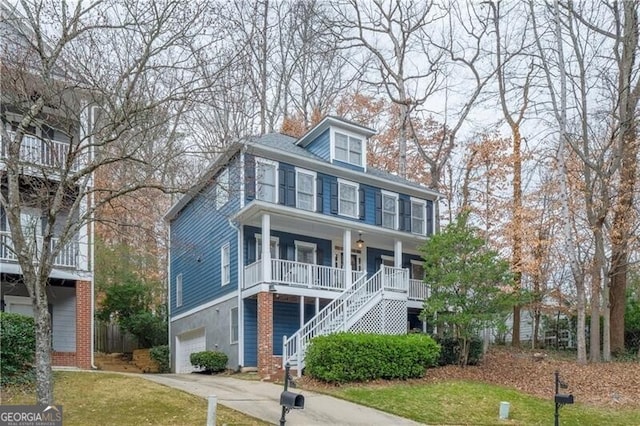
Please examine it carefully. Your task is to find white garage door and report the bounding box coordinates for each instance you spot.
[176,328,206,373]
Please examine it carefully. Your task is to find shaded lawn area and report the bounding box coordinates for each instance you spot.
[321,380,640,426]
[0,372,269,426]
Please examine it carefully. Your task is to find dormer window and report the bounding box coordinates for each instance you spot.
[334,130,364,167]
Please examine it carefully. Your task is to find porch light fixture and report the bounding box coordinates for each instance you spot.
[356,232,364,249]
[268,283,277,293]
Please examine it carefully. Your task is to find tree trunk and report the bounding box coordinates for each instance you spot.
[590,261,601,362]
[34,278,54,404]
[510,125,523,347]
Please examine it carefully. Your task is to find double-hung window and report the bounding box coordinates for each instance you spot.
[338,179,358,218]
[256,159,277,202]
[176,273,183,307]
[221,243,230,286]
[256,235,279,260]
[411,199,426,235]
[215,168,229,209]
[382,191,398,229]
[296,169,316,211]
[230,307,239,344]
[334,131,363,167]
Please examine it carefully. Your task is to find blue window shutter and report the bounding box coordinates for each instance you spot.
[316,177,323,213]
[286,168,296,207]
[330,180,338,214]
[426,200,433,236]
[359,188,365,220]
[403,198,412,231]
[245,155,255,200]
[278,168,286,205]
[247,236,256,264]
[374,191,382,226]
[398,198,405,231]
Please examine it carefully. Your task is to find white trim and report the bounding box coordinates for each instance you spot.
[221,243,231,286]
[337,178,359,219]
[295,168,316,211]
[3,295,32,314]
[255,157,278,203]
[230,306,239,345]
[171,291,237,322]
[381,190,399,230]
[410,197,427,236]
[240,152,246,208]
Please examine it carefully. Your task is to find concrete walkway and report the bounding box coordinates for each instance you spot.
[142,374,423,426]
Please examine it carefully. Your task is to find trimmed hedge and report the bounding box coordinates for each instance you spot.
[0,312,36,385]
[190,351,228,373]
[150,345,170,373]
[305,332,440,383]
[434,336,483,366]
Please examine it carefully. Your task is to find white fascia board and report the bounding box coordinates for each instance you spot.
[170,291,238,322]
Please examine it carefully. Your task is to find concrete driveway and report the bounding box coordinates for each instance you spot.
[142,373,423,425]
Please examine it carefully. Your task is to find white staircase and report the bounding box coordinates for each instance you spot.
[282,265,408,374]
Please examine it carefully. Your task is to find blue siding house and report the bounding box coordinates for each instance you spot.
[165,116,439,377]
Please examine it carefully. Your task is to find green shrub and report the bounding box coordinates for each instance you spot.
[190,351,228,373]
[434,336,483,366]
[305,332,440,383]
[150,345,171,373]
[0,312,36,385]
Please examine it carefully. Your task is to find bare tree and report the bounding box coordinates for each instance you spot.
[0,0,229,403]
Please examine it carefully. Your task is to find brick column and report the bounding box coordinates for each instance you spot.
[75,280,92,369]
[257,292,274,378]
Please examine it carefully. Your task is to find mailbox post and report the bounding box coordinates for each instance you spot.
[279,363,304,426]
[554,370,574,426]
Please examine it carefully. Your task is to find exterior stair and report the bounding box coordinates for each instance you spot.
[282,265,408,375]
[94,352,144,374]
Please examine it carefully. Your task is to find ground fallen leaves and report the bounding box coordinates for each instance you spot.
[422,347,640,408]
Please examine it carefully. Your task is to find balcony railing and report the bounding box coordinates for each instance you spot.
[1,131,79,171]
[244,259,366,292]
[0,231,78,268]
[408,278,430,301]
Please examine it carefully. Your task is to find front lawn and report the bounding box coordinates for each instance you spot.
[0,372,269,426]
[322,380,640,425]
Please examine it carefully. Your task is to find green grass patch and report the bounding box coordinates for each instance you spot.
[323,380,640,426]
[1,372,269,426]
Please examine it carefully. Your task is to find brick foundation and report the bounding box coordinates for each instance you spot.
[257,292,275,378]
[74,280,92,369]
[52,351,77,366]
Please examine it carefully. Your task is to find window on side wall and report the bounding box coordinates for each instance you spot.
[338,180,358,218]
[411,199,426,235]
[176,273,183,307]
[256,235,279,260]
[230,307,239,344]
[334,131,363,167]
[256,159,277,202]
[382,191,398,229]
[215,168,230,209]
[221,244,230,286]
[296,169,316,211]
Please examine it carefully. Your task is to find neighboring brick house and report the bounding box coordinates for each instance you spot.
[0,4,94,369]
[166,116,439,377]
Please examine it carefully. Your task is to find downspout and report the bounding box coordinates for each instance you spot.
[90,105,97,370]
[228,218,243,369]
[167,221,172,371]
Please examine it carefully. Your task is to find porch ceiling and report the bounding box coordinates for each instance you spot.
[232,201,427,253]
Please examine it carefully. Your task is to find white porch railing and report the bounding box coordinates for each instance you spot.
[0,231,78,267]
[282,265,408,373]
[243,258,365,291]
[408,279,430,301]
[2,131,79,171]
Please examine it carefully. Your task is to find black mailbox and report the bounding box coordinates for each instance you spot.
[555,394,574,405]
[280,391,305,410]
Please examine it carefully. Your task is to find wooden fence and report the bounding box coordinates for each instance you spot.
[95,320,140,353]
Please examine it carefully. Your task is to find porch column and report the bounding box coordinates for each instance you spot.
[299,296,305,328]
[343,229,352,287]
[394,239,402,268]
[315,297,320,315]
[261,214,271,283]
[257,292,275,378]
[75,280,92,369]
